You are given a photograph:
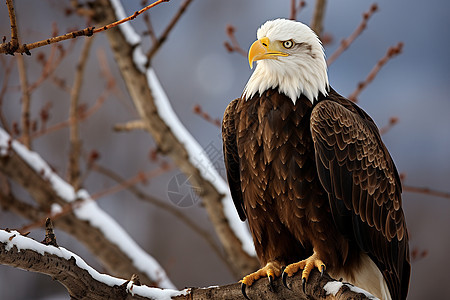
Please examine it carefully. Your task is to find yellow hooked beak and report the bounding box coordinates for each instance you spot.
[248,37,289,69]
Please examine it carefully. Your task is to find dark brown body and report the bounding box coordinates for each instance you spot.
[222,88,410,299]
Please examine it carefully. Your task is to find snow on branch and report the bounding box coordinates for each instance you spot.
[0,127,174,288]
[0,229,185,300]
[0,229,374,300]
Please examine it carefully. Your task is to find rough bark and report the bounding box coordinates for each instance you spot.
[0,229,372,300]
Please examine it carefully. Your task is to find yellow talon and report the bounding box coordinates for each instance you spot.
[283,251,326,284]
[240,261,283,287]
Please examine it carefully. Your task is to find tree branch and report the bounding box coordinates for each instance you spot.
[0,229,374,300]
[348,42,403,102]
[327,3,378,66]
[69,36,94,190]
[0,229,183,299]
[310,0,327,35]
[146,0,194,63]
[0,0,169,55]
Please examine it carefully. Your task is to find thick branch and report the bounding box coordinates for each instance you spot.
[0,230,182,300]
[0,229,373,300]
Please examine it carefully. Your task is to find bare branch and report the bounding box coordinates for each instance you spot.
[114,120,147,132]
[31,86,108,139]
[290,0,306,20]
[403,185,450,200]
[224,25,247,57]
[379,116,399,135]
[327,3,378,66]
[93,0,259,278]
[5,0,19,53]
[0,58,14,133]
[348,42,403,102]
[310,0,327,35]
[193,104,221,127]
[146,0,194,63]
[0,0,170,55]
[68,36,94,190]
[17,55,31,149]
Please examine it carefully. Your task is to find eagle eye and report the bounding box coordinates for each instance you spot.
[282,40,294,49]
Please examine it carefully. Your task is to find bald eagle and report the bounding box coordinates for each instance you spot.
[222,19,410,300]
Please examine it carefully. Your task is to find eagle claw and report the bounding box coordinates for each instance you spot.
[241,282,250,300]
[302,277,306,293]
[268,274,274,292]
[281,272,290,289]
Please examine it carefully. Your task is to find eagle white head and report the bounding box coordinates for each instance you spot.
[243,19,329,104]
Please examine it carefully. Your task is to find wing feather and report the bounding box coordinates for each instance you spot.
[222,98,246,221]
[310,98,410,300]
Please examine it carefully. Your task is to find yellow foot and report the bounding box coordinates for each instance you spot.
[240,261,283,299]
[282,251,326,292]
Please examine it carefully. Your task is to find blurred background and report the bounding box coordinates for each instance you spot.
[0,0,449,299]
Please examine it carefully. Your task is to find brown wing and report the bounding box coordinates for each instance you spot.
[222,98,246,221]
[310,97,410,300]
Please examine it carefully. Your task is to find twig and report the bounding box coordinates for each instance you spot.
[68,36,94,191]
[310,0,327,35]
[348,42,403,102]
[31,86,108,139]
[90,166,171,201]
[146,0,194,63]
[27,30,76,93]
[224,25,247,57]
[379,116,399,135]
[17,55,31,149]
[193,104,221,127]
[327,3,378,65]
[7,0,32,147]
[0,57,14,133]
[5,0,19,53]
[91,163,229,267]
[114,120,147,132]
[0,0,169,55]
[143,14,158,44]
[403,185,450,200]
[290,0,306,20]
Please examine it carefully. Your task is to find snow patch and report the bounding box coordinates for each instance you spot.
[0,230,186,298]
[324,280,379,300]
